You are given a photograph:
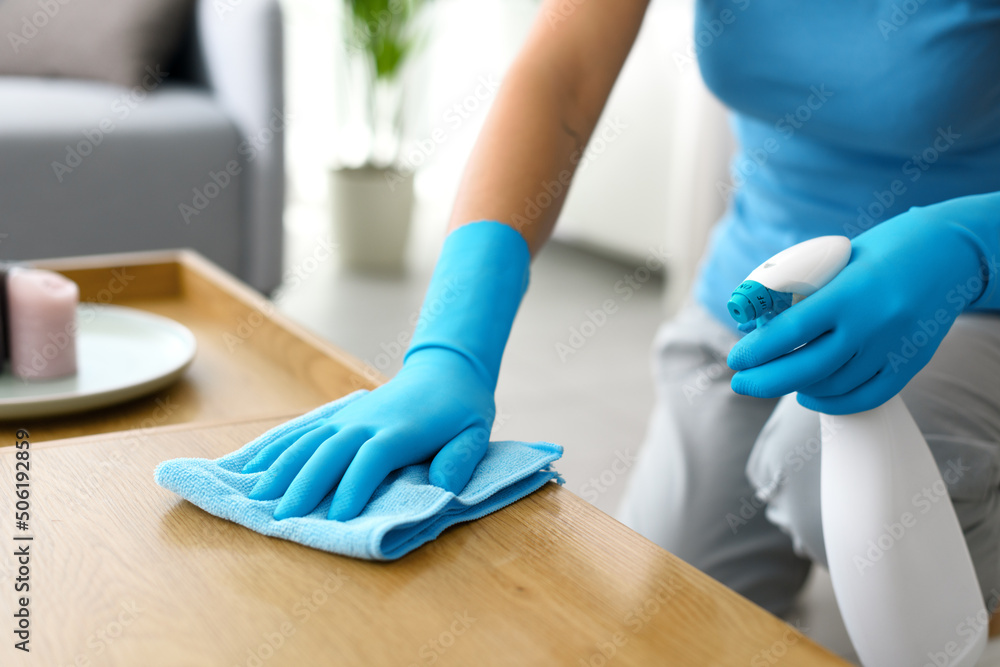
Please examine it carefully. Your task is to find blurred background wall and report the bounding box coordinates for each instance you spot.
[276,0,735,519]
[282,0,734,315]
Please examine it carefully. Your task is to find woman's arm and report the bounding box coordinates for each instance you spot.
[245,1,655,520]
[449,0,652,255]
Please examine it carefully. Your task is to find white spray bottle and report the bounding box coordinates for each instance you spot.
[728,236,988,667]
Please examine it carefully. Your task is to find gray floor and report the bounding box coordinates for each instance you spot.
[274,206,1000,666]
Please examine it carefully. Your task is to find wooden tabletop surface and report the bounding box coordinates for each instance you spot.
[0,417,848,666]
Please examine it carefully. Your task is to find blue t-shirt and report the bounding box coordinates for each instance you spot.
[692,0,1000,328]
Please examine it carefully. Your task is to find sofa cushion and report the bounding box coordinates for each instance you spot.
[0,77,244,277]
[0,76,232,136]
[0,0,195,88]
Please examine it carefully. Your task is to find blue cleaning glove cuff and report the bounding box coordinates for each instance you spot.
[951,220,1000,311]
[405,221,531,389]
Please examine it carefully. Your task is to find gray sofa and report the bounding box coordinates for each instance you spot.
[0,0,285,293]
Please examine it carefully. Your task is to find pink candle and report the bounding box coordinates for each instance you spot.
[8,268,79,380]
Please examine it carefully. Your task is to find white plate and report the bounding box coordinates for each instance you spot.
[0,305,196,419]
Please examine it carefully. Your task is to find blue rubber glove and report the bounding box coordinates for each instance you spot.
[244,221,530,520]
[728,191,1000,415]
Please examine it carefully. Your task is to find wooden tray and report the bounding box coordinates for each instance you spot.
[0,416,848,666]
[3,250,382,442]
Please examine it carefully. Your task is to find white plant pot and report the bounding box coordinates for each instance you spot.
[330,166,414,273]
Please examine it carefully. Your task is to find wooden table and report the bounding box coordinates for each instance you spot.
[0,251,848,665]
[0,418,847,666]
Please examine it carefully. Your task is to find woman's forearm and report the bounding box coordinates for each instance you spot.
[448,0,651,256]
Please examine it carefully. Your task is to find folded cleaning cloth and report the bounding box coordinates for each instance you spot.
[154,391,564,560]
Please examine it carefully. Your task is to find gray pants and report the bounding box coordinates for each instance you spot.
[617,302,1000,616]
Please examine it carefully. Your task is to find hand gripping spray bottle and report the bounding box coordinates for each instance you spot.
[728,236,987,667]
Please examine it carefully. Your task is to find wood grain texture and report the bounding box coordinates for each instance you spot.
[4,250,384,442]
[0,419,848,666]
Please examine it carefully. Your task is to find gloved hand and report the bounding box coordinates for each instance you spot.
[728,191,1000,415]
[244,221,530,520]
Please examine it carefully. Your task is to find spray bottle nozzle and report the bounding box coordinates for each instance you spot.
[727,280,793,325]
[726,292,756,323]
[727,236,852,328]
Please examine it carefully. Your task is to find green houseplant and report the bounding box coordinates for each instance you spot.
[332,0,429,272]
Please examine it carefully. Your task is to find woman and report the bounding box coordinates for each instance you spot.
[244,0,1000,619]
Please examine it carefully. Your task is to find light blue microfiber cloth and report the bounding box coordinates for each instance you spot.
[154,391,564,560]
